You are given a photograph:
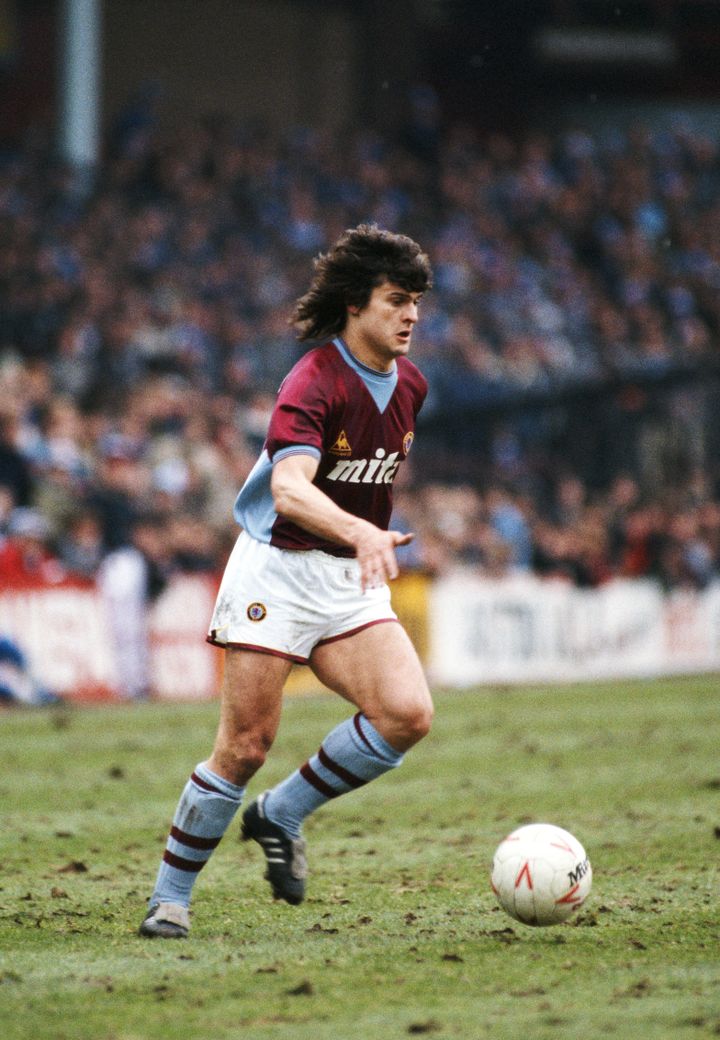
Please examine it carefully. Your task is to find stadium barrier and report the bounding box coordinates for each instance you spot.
[0,575,220,702]
[0,579,118,701]
[1,571,718,701]
[429,573,720,687]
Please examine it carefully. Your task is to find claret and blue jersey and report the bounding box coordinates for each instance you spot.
[234,337,427,557]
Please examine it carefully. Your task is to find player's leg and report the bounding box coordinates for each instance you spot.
[250,622,432,861]
[206,648,291,784]
[311,621,433,751]
[140,648,290,937]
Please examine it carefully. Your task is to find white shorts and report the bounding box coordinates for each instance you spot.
[207,531,397,663]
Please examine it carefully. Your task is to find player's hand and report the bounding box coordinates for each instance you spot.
[354,527,414,591]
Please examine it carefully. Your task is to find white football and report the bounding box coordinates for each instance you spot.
[491,823,592,926]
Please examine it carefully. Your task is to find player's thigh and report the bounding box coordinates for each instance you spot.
[214,647,292,752]
[309,622,433,748]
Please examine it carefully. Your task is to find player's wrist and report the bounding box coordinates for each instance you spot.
[345,516,377,552]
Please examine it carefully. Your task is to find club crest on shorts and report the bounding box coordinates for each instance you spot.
[246,602,267,622]
[403,431,414,455]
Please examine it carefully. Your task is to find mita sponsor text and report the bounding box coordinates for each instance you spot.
[326,449,401,485]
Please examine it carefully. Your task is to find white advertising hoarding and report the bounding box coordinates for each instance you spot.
[429,574,720,687]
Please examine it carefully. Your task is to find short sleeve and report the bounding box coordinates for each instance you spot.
[265,356,330,461]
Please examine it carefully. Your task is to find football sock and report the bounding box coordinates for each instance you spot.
[149,762,244,908]
[263,712,404,838]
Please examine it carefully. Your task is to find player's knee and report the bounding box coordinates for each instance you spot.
[392,698,433,748]
[213,732,271,784]
[409,701,434,743]
[238,742,269,777]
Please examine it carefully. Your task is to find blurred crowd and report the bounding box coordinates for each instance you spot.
[2,93,720,596]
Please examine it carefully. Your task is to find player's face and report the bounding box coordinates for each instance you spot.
[344,281,422,372]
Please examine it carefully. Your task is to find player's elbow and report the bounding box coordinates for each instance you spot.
[270,476,293,517]
[270,471,297,518]
[271,456,319,519]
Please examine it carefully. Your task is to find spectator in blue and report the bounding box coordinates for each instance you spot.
[0,635,58,706]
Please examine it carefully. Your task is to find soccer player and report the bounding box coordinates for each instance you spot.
[140,224,434,938]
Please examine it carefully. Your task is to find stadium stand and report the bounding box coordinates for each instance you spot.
[2,103,720,595]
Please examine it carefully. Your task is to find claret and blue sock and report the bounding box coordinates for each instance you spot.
[262,712,404,838]
[149,761,245,909]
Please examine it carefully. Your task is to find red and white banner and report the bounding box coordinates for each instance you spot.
[0,575,220,702]
[0,581,117,699]
[147,575,221,701]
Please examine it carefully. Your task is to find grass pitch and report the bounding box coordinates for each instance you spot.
[1,675,719,1039]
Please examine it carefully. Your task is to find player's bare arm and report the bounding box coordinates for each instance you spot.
[271,452,413,590]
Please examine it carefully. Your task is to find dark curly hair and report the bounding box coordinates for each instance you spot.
[292,224,433,342]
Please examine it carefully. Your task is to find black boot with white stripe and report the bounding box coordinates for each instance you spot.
[241,791,307,905]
